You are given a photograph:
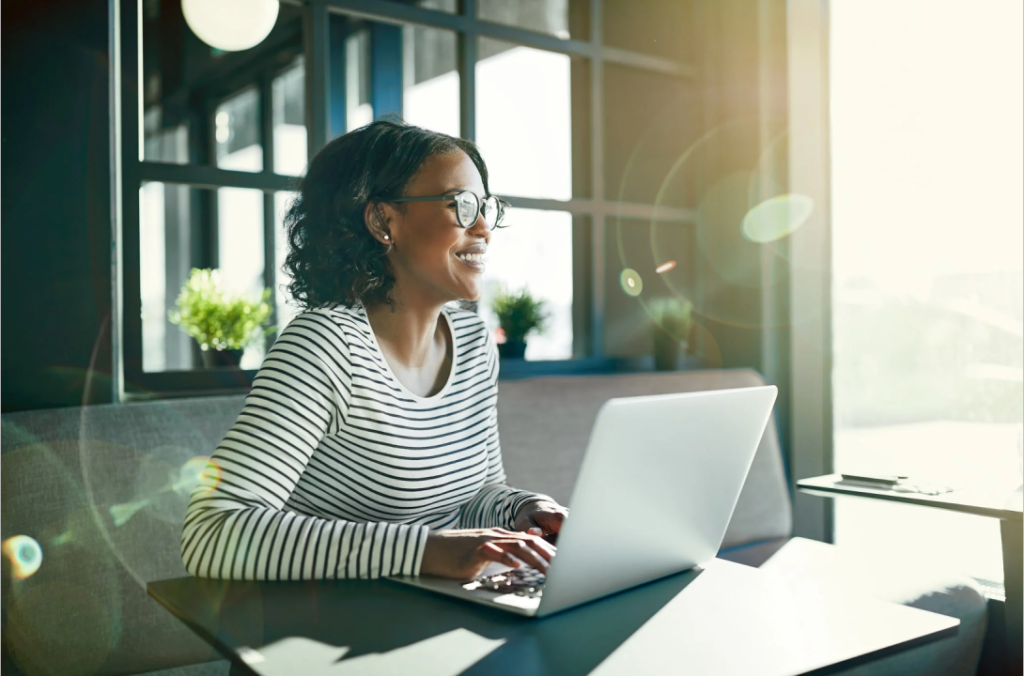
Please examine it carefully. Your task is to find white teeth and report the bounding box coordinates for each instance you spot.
[457,252,485,264]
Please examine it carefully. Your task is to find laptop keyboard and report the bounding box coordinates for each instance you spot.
[463,566,546,598]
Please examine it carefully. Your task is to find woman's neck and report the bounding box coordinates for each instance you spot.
[364,300,448,369]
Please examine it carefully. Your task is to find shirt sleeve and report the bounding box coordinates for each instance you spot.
[456,326,556,530]
[181,311,429,580]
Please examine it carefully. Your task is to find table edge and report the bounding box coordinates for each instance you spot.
[797,479,1023,522]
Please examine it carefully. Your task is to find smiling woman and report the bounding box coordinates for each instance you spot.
[182,119,569,582]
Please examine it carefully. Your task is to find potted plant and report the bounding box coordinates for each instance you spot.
[649,296,694,371]
[490,286,547,359]
[169,268,275,368]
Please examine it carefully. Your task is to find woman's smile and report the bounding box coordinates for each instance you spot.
[454,243,487,272]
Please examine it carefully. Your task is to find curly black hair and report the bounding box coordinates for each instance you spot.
[283,118,491,311]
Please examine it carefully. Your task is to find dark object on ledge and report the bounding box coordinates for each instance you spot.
[199,348,244,369]
[498,339,527,359]
[653,327,688,371]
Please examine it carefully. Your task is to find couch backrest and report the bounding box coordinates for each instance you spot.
[496,369,793,549]
[2,395,246,676]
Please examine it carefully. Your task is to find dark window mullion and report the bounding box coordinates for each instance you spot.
[119,0,143,396]
[589,0,604,358]
[204,98,220,270]
[457,0,476,141]
[259,74,278,344]
[306,0,331,157]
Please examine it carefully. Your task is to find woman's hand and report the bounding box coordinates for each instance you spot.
[420,528,557,580]
[513,499,569,538]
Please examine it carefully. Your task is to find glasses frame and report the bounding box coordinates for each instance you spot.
[389,190,511,230]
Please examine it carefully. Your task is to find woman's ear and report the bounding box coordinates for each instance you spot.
[363,201,393,245]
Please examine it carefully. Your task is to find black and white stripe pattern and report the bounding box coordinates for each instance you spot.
[181,302,549,580]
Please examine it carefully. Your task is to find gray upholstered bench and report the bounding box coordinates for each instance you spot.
[2,396,245,676]
[1,369,986,675]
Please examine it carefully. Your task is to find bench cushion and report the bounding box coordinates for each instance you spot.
[2,396,246,675]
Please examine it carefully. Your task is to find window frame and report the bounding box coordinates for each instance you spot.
[113,0,699,401]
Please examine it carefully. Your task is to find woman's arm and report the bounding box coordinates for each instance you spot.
[180,312,429,580]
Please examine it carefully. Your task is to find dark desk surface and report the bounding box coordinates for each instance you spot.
[797,474,1024,521]
[148,559,958,676]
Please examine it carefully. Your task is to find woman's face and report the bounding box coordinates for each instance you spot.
[372,150,492,304]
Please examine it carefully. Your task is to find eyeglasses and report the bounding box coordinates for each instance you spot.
[389,190,510,230]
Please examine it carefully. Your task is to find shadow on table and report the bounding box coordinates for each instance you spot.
[150,567,704,676]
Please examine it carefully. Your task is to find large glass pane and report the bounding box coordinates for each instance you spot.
[479,209,573,360]
[215,87,262,172]
[273,58,307,176]
[402,25,459,137]
[476,38,574,200]
[603,0,696,64]
[346,28,373,131]
[143,109,188,163]
[603,62,699,206]
[831,0,1023,583]
[140,182,194,372]
[141,0,304,166]
[217,188,265,302]
[478,0,588,41]
[215,187,267,370]
[140,184,270,372]
[604,218,701,360]
[334,19,460,136]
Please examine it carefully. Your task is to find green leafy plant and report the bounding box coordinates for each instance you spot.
[490,286,547,343]
[649,296,694,342]
[169,268,275,352]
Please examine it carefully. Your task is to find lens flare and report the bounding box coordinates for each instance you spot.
[741,193,813,243]
[109,500,152,527]
[176,456,222,496]
[619,268,643,297]
[3,535,43,579]
[655,261,677,274]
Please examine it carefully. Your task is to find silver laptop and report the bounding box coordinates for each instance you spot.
[387,385,778,618]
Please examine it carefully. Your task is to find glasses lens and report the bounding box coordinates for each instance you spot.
[482,196,503,229]
[455,192,478,227]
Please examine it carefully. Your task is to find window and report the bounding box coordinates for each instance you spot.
[479,209,574,360]
[476,38,574,201]
[830,0,1023,583]
[273,59,307,176]
[119,0,699,397]
[123,0,304,394]
[403,25,460,137]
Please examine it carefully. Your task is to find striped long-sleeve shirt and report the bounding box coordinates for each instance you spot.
[181,302,551,580]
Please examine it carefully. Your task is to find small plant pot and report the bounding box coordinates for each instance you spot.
[498,339,527,359]
[199,348,245,369]
[653,328,687,371]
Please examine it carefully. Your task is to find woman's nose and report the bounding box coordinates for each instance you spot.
[467,211,491,239]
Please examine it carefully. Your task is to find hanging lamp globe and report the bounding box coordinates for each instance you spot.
[182,0,280,52]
